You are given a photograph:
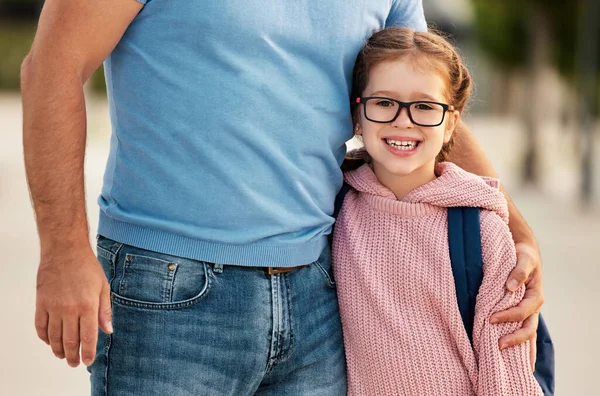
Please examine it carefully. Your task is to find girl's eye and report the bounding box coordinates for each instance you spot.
[375,100,395,108]
[414,102,435,111]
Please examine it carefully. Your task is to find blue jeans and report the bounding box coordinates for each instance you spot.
[88,236,346,395]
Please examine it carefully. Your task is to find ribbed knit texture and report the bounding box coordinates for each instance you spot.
[332,160,543,396]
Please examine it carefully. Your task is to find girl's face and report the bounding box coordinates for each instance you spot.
[356,57,459,180]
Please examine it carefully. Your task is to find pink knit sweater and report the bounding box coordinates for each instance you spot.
[332,161,543,396]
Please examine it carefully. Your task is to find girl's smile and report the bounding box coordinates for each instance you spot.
[382,136,422,156]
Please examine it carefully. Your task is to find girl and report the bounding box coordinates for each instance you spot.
[332,28,543,396]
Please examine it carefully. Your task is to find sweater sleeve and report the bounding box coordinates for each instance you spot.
[472,210,542,396]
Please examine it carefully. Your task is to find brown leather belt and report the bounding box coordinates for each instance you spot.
[266,265,309,275]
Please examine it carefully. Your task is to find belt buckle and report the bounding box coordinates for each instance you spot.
[266,267,294,275]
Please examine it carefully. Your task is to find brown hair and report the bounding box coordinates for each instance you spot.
[351,28,472,163]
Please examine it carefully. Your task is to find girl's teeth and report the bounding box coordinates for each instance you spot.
[386,139,418,150]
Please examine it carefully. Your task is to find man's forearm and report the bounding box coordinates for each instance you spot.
[447,121,537,247]
[21,55,90,253]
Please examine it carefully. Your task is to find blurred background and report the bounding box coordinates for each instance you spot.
[1,0,599,394]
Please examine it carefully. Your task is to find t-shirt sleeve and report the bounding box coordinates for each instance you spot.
[386,0,427,31]
[472,210,543,395]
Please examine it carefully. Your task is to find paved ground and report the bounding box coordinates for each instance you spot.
[1,93,599,395]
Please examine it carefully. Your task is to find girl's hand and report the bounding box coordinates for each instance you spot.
[489,242,543,369]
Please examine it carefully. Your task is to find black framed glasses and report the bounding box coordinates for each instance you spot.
[356,97,455,127]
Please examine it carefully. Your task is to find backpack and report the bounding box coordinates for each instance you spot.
[332,182,555,395]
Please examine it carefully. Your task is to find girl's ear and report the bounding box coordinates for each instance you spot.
[354,123,362,136]
[444,111,460,143]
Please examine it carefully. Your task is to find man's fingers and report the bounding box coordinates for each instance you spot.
[80,314,98,367]
[490,293,540,324]
[98,284,113,335]
[34,309,50,345]
[506,243,540,291]
[498,326,534,349]
[530,332,538,372]
[507,251,533,292]
[524,314,539,371]
[47,315,65,359]
[499,313,539,349]
[62,316,81,367]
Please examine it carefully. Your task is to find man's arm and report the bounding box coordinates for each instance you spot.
[22,0,143,368]
[447,121,544,360]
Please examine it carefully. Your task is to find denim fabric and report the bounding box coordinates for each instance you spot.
[88,236,346,396]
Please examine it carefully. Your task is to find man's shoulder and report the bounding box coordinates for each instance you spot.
[386,0,427,32]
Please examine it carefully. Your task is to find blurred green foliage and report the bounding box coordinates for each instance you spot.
[471,1,528,69]
[473,0,597,79]
[0,24,35,91]
[544,2,579,78]
[0,0,42,20]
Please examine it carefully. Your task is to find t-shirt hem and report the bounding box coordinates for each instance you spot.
[98,212,328,267]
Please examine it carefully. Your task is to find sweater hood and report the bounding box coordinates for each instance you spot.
[343,149,509,222]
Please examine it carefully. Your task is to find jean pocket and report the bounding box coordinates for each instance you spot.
[313,245,336,289]
[111,248,212,310]
[96,236,122,284]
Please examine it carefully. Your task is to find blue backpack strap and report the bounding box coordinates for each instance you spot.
[534,314,555,395]
[329,182,353,244]
[447,207,483,343]
[333,182,352,220]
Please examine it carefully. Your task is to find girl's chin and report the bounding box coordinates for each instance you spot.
[373,162,417,177]
[371,157,436,179]
[385,168,416,177]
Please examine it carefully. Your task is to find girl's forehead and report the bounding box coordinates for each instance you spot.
[365,57,450,100]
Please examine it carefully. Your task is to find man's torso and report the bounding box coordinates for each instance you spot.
[99,0,426,266]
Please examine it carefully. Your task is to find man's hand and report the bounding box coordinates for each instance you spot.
[490,242,543,370]
[35,247,112,367]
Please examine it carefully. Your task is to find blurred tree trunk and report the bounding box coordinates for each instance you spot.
[522,5,549,185]
[577,0,599,206]
[491,70,523,116]
[490,70,511,114]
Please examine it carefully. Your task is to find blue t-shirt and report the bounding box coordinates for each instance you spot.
[99,0,427,266]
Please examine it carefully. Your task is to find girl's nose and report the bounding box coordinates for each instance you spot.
[391,107,414,128]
